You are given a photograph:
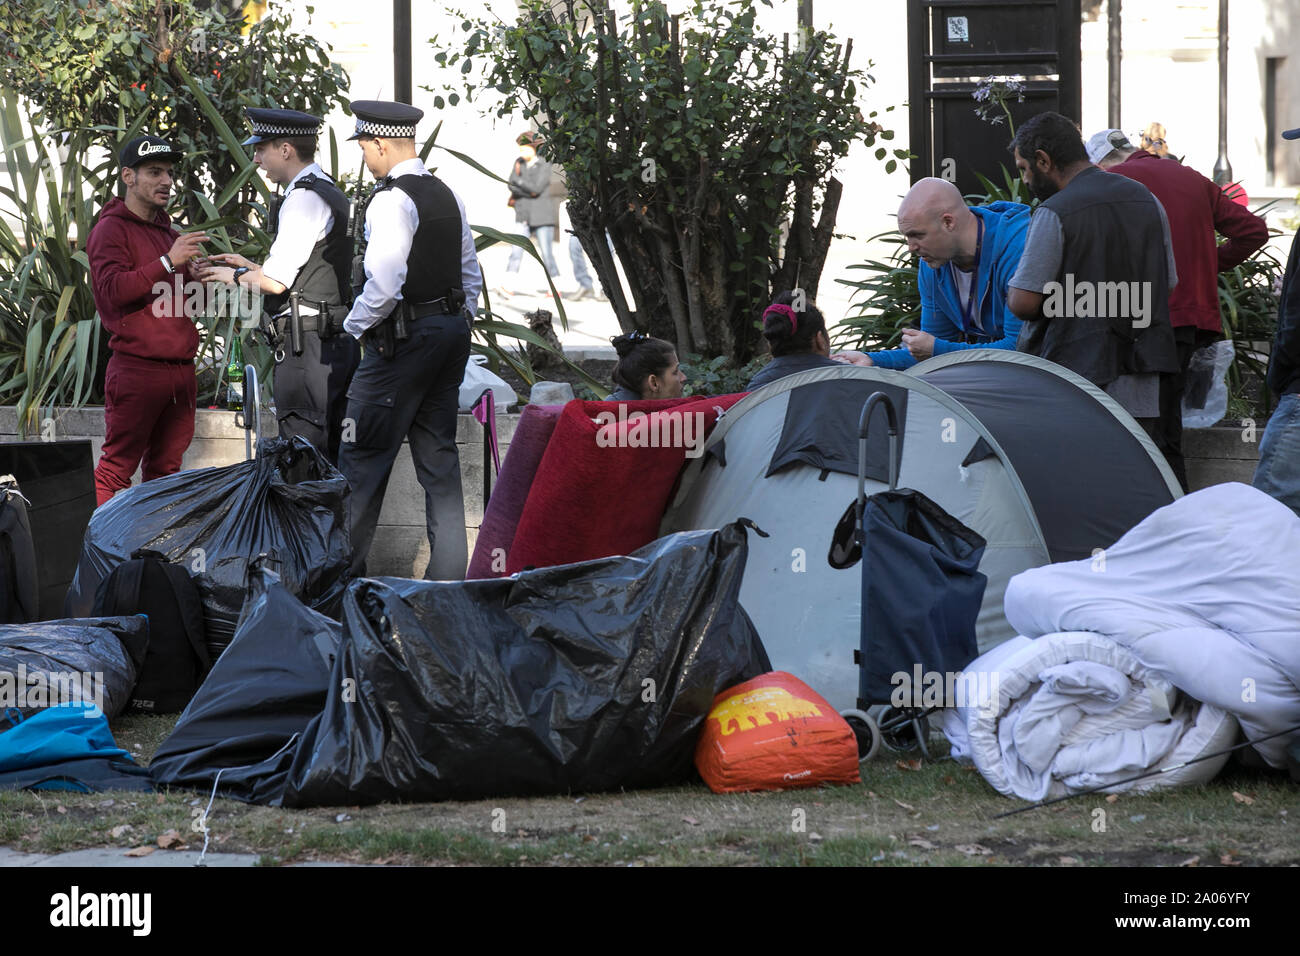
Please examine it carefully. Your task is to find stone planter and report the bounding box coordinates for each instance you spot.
[1183,424,1261,490]
[0,406,520,577]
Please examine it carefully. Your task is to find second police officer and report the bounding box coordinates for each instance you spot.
[339,99,482,581]
[202,107,360,463]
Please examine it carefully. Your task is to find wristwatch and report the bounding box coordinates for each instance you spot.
[232,266,250,283]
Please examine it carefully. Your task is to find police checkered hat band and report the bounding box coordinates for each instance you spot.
[250,120,322,137]
[242,108,323,146]
[347,100,423,140]
[353,118,417,138]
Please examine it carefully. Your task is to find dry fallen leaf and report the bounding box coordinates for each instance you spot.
[893,799,915,811]
[896,759,922,772]
[1058,856,1078,865]
[55,805,67,815]
[1232,791,1255,806]
[955,843,992,856]
[1219,853,1242,866]
[866,791,879,799]
[156,829,184,849]
[908,838,937,850]
[943,776,956,785]
[125,846,155,858]
[1178,855,1200,867]
[1105,794,1119,804]
[155,793,165,804]
[110,824,133,839]
[681,816,700,826]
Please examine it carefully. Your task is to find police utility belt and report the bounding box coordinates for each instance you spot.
[262,291,349,362]
[361,290,467,361]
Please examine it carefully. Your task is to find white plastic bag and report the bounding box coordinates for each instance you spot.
[459,354,517,412]
[1182,340,1234,429]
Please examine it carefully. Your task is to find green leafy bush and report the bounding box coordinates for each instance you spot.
[680,352,767,397]
[1219,242,1283,419]
[0,0,348,227]
[0,100,108,434]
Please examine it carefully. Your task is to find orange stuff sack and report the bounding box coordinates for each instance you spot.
[695,672,860,793]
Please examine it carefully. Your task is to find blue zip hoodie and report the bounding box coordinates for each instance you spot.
[871,201,1031,369]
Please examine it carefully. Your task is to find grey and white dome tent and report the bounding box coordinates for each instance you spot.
[660,354,1181,712]
[911,350,1182,563]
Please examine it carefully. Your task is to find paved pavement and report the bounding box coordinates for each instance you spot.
[0,846,368,867]
[478,235,871,359]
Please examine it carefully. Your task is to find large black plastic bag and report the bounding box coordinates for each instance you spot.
[149,565,339,804]
[282,519,770,807]
[65,437,350,660]
[0,616,147,719]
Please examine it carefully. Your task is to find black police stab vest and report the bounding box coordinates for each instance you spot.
[264,172,351,315]
[376,172,464,305]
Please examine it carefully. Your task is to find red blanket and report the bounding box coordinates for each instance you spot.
[507,394,745,573]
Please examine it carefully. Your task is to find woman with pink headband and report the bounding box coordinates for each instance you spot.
[746,291,840,390]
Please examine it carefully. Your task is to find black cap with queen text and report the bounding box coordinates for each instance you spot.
[118,135,184,169]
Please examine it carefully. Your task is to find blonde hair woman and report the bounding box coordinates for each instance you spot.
[1140,122,1170,159]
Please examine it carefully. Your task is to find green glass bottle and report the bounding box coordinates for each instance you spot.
[227,335,244,412]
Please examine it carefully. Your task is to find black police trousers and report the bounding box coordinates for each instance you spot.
[338,312,471,580]
[273,328,360,465]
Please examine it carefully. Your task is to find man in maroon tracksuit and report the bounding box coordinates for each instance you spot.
[1088,128,1269,489]
[86,135,208,506]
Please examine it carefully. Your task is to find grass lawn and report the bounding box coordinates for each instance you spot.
[0,712,1293,866]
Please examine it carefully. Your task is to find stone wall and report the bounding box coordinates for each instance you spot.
[1184,425,1261,490]
[0,406,520,577]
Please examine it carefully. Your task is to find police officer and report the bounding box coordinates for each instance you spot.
[199,107,360,463]
[339,100,482,580]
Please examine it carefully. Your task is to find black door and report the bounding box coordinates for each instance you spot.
[908,0,1082,196]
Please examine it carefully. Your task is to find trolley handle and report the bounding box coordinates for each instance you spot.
[242,362,261,461]
[857,391,900,509]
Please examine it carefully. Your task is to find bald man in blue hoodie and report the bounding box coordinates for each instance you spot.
[840,179,1030,369]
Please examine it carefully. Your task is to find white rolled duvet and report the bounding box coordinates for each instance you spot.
[1003,482,1300,769]
[943,632,1238,801]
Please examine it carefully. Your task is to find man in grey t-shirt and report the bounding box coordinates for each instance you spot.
[1005,112,1180,468]
[1010,201,1177,417]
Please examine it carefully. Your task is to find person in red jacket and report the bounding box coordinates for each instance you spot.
[1088,128,1269,489]
[85,135,208,506]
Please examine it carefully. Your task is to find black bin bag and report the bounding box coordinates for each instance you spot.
[65,437,351,661]
[149,564,340,804]
[281,519,771,807]
[0,616,148,719]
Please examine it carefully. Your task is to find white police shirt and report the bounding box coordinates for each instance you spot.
[261,162,333,295]
[344,157,482,338]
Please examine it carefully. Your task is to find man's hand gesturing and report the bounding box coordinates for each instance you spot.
[167,231,208,267]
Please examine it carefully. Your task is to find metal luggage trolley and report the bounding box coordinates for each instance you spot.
[832,392,989,763]
[234,361,261,461]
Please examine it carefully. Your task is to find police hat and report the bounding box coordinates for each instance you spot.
[242,107,324,146]
[119,135,183,169]
[347,100,423,140]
